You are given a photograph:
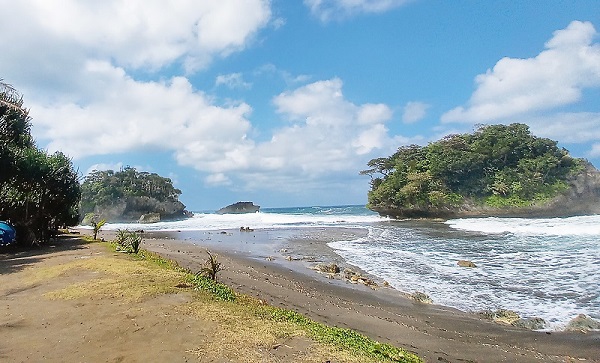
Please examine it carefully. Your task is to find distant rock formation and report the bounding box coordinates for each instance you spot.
[216,201,260,214]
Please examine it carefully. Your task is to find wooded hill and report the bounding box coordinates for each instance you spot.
[81,167,190,222]
[362,123,600,218]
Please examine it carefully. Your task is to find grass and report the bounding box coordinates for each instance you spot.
[37,237,422,363]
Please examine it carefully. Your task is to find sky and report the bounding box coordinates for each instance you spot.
[1,1,600,211]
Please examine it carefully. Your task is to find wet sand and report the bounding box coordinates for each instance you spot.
[127,227,600,363]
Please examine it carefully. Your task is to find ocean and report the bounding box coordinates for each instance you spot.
[101,205,600,330]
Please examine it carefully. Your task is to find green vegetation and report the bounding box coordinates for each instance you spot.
[114,229,142,253]
[85,213,106,240]
[198,250,223,282]
[80,167,187,220]
[362,123,581,216]
[0,80,80,244]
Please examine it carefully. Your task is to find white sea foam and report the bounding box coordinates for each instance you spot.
[329,219,600,331]
[445,214,600,236]
[100,210,386,231]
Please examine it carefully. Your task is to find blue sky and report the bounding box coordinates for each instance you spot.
[1,1,599,210]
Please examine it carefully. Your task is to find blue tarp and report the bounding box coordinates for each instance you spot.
[0,221,16,245]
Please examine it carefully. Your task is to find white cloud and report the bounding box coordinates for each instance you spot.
[215,73,252,89]
[0,0,271,85]
[304,0,413,22]
[205,173,232,186]
[253,78,397,177]
[30,63,254,166]
[590,144,600,157]
[526,112,600,144]
[442,21,600,123]
[402,101,430,123]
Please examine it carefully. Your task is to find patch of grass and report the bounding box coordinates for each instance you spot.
[189,274,236,302]
[251,304,421,363]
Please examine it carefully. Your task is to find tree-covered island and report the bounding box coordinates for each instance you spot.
[362,123,600,218]
[80,167,191,222]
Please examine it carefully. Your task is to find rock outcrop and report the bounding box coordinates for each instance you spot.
[216,202,260,214]
[91,196,191,222]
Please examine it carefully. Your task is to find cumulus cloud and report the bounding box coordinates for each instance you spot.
[31,63,254,165]
[304,0,413,22]
[0,0,271,87]
[402,101,430,123]
[442,21,600,123]
[257,78,396,174]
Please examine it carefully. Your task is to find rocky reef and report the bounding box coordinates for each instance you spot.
[216,201,260,214]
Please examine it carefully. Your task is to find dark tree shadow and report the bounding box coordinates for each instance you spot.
[0,235,91,275]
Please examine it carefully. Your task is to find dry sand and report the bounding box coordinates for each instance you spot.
[2,230,599,363]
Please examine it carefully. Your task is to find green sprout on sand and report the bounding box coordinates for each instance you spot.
[85,213,106,240]
[198,251,222,282]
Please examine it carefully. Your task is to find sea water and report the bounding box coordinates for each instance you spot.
[101,205,600,330]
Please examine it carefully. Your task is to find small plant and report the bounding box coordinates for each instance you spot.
[114,229,142,253]
[85,213,106,240]
[199,251,222,282]
[128,231,142,253]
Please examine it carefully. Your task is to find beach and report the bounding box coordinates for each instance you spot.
[2,228,599,362]
[138,227,599,362]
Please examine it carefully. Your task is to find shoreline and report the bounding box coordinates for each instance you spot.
[93,227,600,362]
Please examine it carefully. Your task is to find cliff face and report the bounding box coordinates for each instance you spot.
[372,165,600,219]
[92,196,191,222]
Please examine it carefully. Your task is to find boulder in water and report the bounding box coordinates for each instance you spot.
[457,260,477,268]
[512,317,547,330]
[565,314,600,331]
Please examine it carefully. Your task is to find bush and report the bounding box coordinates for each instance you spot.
[114,229,142,254]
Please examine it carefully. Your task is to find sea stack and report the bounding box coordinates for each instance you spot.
[216,202,260,214]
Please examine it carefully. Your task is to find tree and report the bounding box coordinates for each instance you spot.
[0,80,81,244]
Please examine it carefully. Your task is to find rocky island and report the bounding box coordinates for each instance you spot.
[216,201,260,214]
[362,123,600,219]
[80,167,191,222]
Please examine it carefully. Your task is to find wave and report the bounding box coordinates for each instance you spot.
[445,215,600,236]
[98,206,386,231]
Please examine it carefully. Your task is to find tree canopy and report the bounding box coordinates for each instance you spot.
[1,80,81,244]
[362,123,582,216]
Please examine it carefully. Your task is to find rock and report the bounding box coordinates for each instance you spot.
[138,212,160,223]
[216,202,260,214]
[315,263,340,274]
[565,314,600,331]
[457,260,477,268]
[479,309,520,325]
[512,317,547,330]
[410,291,433,304]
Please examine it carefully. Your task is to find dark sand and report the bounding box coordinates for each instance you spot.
[133,228,600,363]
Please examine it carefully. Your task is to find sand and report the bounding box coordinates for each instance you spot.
[2,229,599,362]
